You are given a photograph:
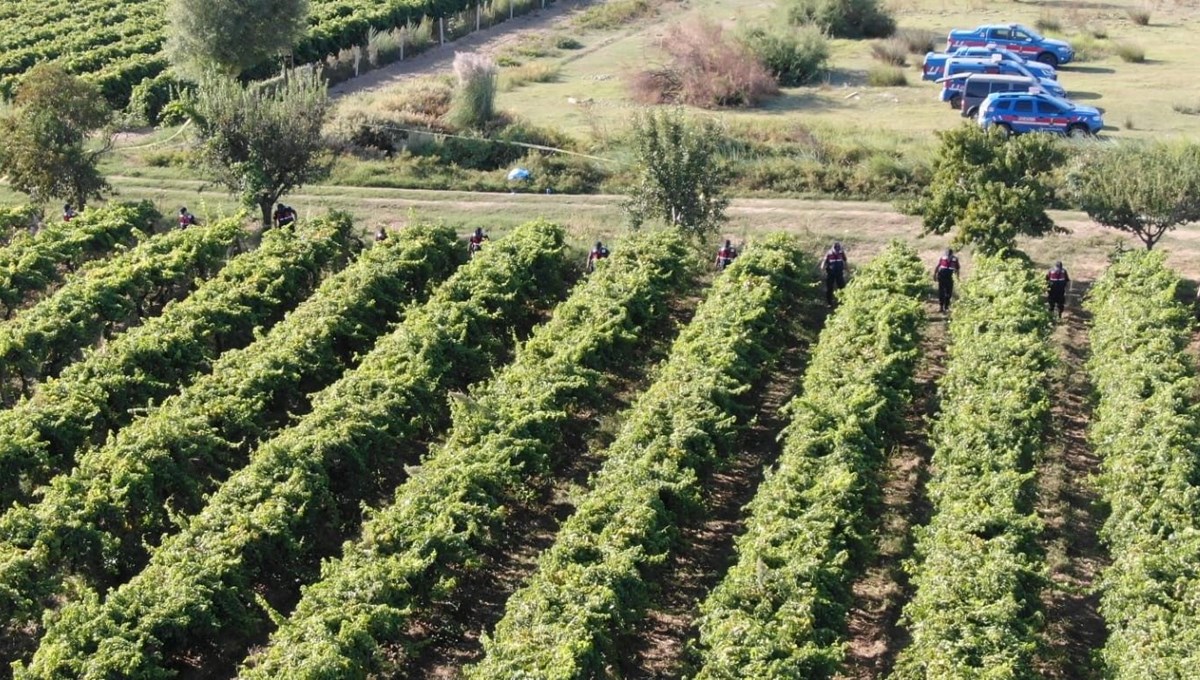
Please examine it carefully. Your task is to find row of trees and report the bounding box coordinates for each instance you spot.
[913,124,1200,252]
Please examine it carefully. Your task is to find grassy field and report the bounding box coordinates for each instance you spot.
[496,0,1200,140]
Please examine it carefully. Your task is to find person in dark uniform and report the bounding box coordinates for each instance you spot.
[1047,261,1070,319]
[586,241,610,272]
[819,242,848,306]
[934,248,960,313]
[714,239,738,271]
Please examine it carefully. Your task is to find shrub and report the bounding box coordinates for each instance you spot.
[629,18,778,108]
[127,73,193,127]
[1172,101,1200,116]
[1127,6,1151,26]
[1114,41,1145,63]
[574,0,653,30]
[554,35,584,50]
[867,65,907,86]
[739,24,829,87]
[895,27,938,54]
[1035,12,1062,33]
[786,0,895,39]
[870,38,908,65]
[1071,34,1111,62]
[1086,22,1109,39]
[501,62,561,90]
[449,52,499,130]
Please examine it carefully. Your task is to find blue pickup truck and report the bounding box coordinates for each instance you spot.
[923,46,1057,82]
[947,24,1075,67]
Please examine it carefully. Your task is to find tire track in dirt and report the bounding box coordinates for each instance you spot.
[836,301,945,680]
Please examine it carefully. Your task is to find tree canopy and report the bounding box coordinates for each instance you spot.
[911,124,1066,255]
[166,0,310,79]
[186,69,332,228]
[0,64,112,210]
[1067,141,1200,250]
[622,109,730,243]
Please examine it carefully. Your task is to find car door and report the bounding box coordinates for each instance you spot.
[1035,98,1068,131]
[1009,28,1039,56]
[1010,98,1037,131]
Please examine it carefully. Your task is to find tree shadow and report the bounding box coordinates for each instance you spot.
[1067,91,1102,101]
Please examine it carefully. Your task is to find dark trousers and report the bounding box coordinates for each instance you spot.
[825,269,845,305]
[1048,283,1067,316]
[937,274,954,311]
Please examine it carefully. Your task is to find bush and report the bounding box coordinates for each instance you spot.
[449,52,498,131]
[867,65,907,86]
[870,38,908,65]
[501,62,561,90]
[1086,22,1109,39]
[786,0,895,39]
[127,73,193,127]
[895,27,937,54]
[1035,12,1062,33]
[1172,101,1200,116]
[573,0,653,30]
[554,35,584,50]
[1127,6,1151,26]
[1114,41,1146,63]
[739,24,829,87]
[1070,34,1111,62]
[629,19,778,108]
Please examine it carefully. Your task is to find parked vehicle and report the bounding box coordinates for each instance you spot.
[947,24,1075,66]
[923,45,1057,81]
[939,55,1066,108]
[953,73,1041,117]
[977,91,1103,136]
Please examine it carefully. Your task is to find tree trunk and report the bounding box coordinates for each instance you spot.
[260,198,274,231]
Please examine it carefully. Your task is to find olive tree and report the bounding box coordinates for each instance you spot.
[186,69,332,228]
[0,64,112,210]
[622,109,730,243]
[911,123,1066,255]
[1067,141,1200,250]
[166,0,310,79]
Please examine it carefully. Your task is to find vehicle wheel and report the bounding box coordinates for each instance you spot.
[948,95,962,110]
[1036,52,1059,67]
[1067,124,1091,138]
[965,106,979,118]
[997,123,1014,137]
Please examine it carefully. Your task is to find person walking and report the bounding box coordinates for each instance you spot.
[1047,260,1070,319]
[586,240,610,273]
[934,248,961,313]
[62,203,77,222]
[468,227,489,257]
[819,242,848,306]
[714,239,738,271]
[374,227,388,243]
[178,207,199,229]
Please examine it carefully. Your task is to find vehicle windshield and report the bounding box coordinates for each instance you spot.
[1016,24,1044,41]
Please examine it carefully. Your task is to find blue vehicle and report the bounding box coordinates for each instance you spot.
[947,23,1075,67]
[923,45,1057,81]
[978,91,1103,136]
[938,56,1065,107]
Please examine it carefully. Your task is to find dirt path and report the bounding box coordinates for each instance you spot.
[836,302,946,680]
[1033,288,1109,680]
[618,331,816,679]
[329,0,596,100]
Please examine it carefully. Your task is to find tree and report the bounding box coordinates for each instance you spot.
[1067,141,1200,250]
[186,69,332,228]
[785,0,895,39]
[622,109,730,242]
[166,0,310,80]
[911,124,1066,255]
[0,64,112,210]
